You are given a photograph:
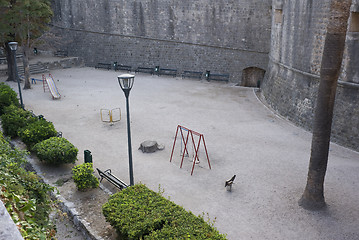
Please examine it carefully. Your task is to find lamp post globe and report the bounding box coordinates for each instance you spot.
[8,42,18,51]
[118,74,135,186]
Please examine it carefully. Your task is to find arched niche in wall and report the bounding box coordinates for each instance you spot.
[241,67,266,88]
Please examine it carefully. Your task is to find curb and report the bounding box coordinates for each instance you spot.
[12,139,105,240]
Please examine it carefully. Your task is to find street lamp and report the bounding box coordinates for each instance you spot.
[118,74,135,186]
[8,42,24,109]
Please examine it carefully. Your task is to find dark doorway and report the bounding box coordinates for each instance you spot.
[241,67,265,87]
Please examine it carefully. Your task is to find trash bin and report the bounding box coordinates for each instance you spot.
[205,71,210,81]
[84,150,92,163]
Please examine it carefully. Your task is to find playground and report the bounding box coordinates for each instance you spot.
[3,66,359,239]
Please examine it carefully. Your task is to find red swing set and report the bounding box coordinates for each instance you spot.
[169,125,211,175]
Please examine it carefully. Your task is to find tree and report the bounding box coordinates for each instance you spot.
[0,1,16,82]
[299,0,352,210]
[0,0,53,89]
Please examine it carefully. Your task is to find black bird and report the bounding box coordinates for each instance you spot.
[225,175,236,187]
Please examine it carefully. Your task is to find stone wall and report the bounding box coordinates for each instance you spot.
[0,200,24,240]
[50,0,272,83]
[0,57,84,77]
[261,0,359,151]
[50,0,359,150]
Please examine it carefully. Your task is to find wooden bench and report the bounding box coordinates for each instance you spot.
[159,68,177,77]
[135,67,154,75]
[206,72,230,82]
[182,71,203,80]
[95,63,112,70]
[54,50,68,57]
[96,168,128,190]
[115,64,132,72]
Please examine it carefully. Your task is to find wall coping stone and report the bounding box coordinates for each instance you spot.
[0,200,24,240]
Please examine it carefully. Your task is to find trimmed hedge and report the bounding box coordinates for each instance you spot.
[0,105,37,137]
[33,137,78,164]
[18,119,57,149]
[72,163,99,191]
[102,184,227,240]
[0,82,20,115]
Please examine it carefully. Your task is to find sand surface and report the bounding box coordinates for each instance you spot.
[3,66,359,240]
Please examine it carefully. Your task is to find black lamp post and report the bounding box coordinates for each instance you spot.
[8,42,24,109]
[118,74,135,186]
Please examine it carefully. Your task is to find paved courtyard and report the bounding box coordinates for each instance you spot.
[6,67,359,239]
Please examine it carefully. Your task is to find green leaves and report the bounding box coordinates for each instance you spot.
[72,163,99,191]
[0,133,55,239]
[0,83,20,115]
[33,137,78,165]
[17,118,57,150]
[0,0,53,45]
[1,105,37,137]
[102,184,227,240]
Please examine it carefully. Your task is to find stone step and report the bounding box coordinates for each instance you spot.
[17,63,48,75]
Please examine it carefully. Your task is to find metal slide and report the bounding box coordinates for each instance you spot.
[45,74,61,99]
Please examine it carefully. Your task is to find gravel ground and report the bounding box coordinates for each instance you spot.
[2,65,359,240]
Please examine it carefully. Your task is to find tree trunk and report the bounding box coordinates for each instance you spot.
[5,43,16,82]
[22,45,31,89]
[299,0,352,210]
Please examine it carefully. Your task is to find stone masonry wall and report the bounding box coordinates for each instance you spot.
[50,0,272,83]
[0,200,24,240]
[262,0,359,151]
[50,0,359,150]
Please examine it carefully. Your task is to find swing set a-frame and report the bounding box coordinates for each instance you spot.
[170,125,211,175]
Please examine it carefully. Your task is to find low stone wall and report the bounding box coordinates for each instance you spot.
[0,200,24,240]
[42,57,84,71]
[0,57,84,77]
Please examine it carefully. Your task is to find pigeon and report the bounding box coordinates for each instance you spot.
[225,175,236,187]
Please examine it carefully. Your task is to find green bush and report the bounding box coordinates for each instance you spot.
[33,137,78,165]
[17,119,57,149]
[1,105,37,137]
[102,184,227,240]
[0,132,56,239]
[0,82,20,115]
[72,163,99,191]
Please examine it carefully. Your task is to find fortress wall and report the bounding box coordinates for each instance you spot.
[262,0,359,150]
[51,0,272,83]
[50,0,359,150]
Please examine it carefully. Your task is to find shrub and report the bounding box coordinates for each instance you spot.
[0,82,20,115]
[33,137,78,164]
[1,105,37,137]
[102,184,227,240]
[0,133,56,239]
[72,163,99,191]
[17,119,57,149]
